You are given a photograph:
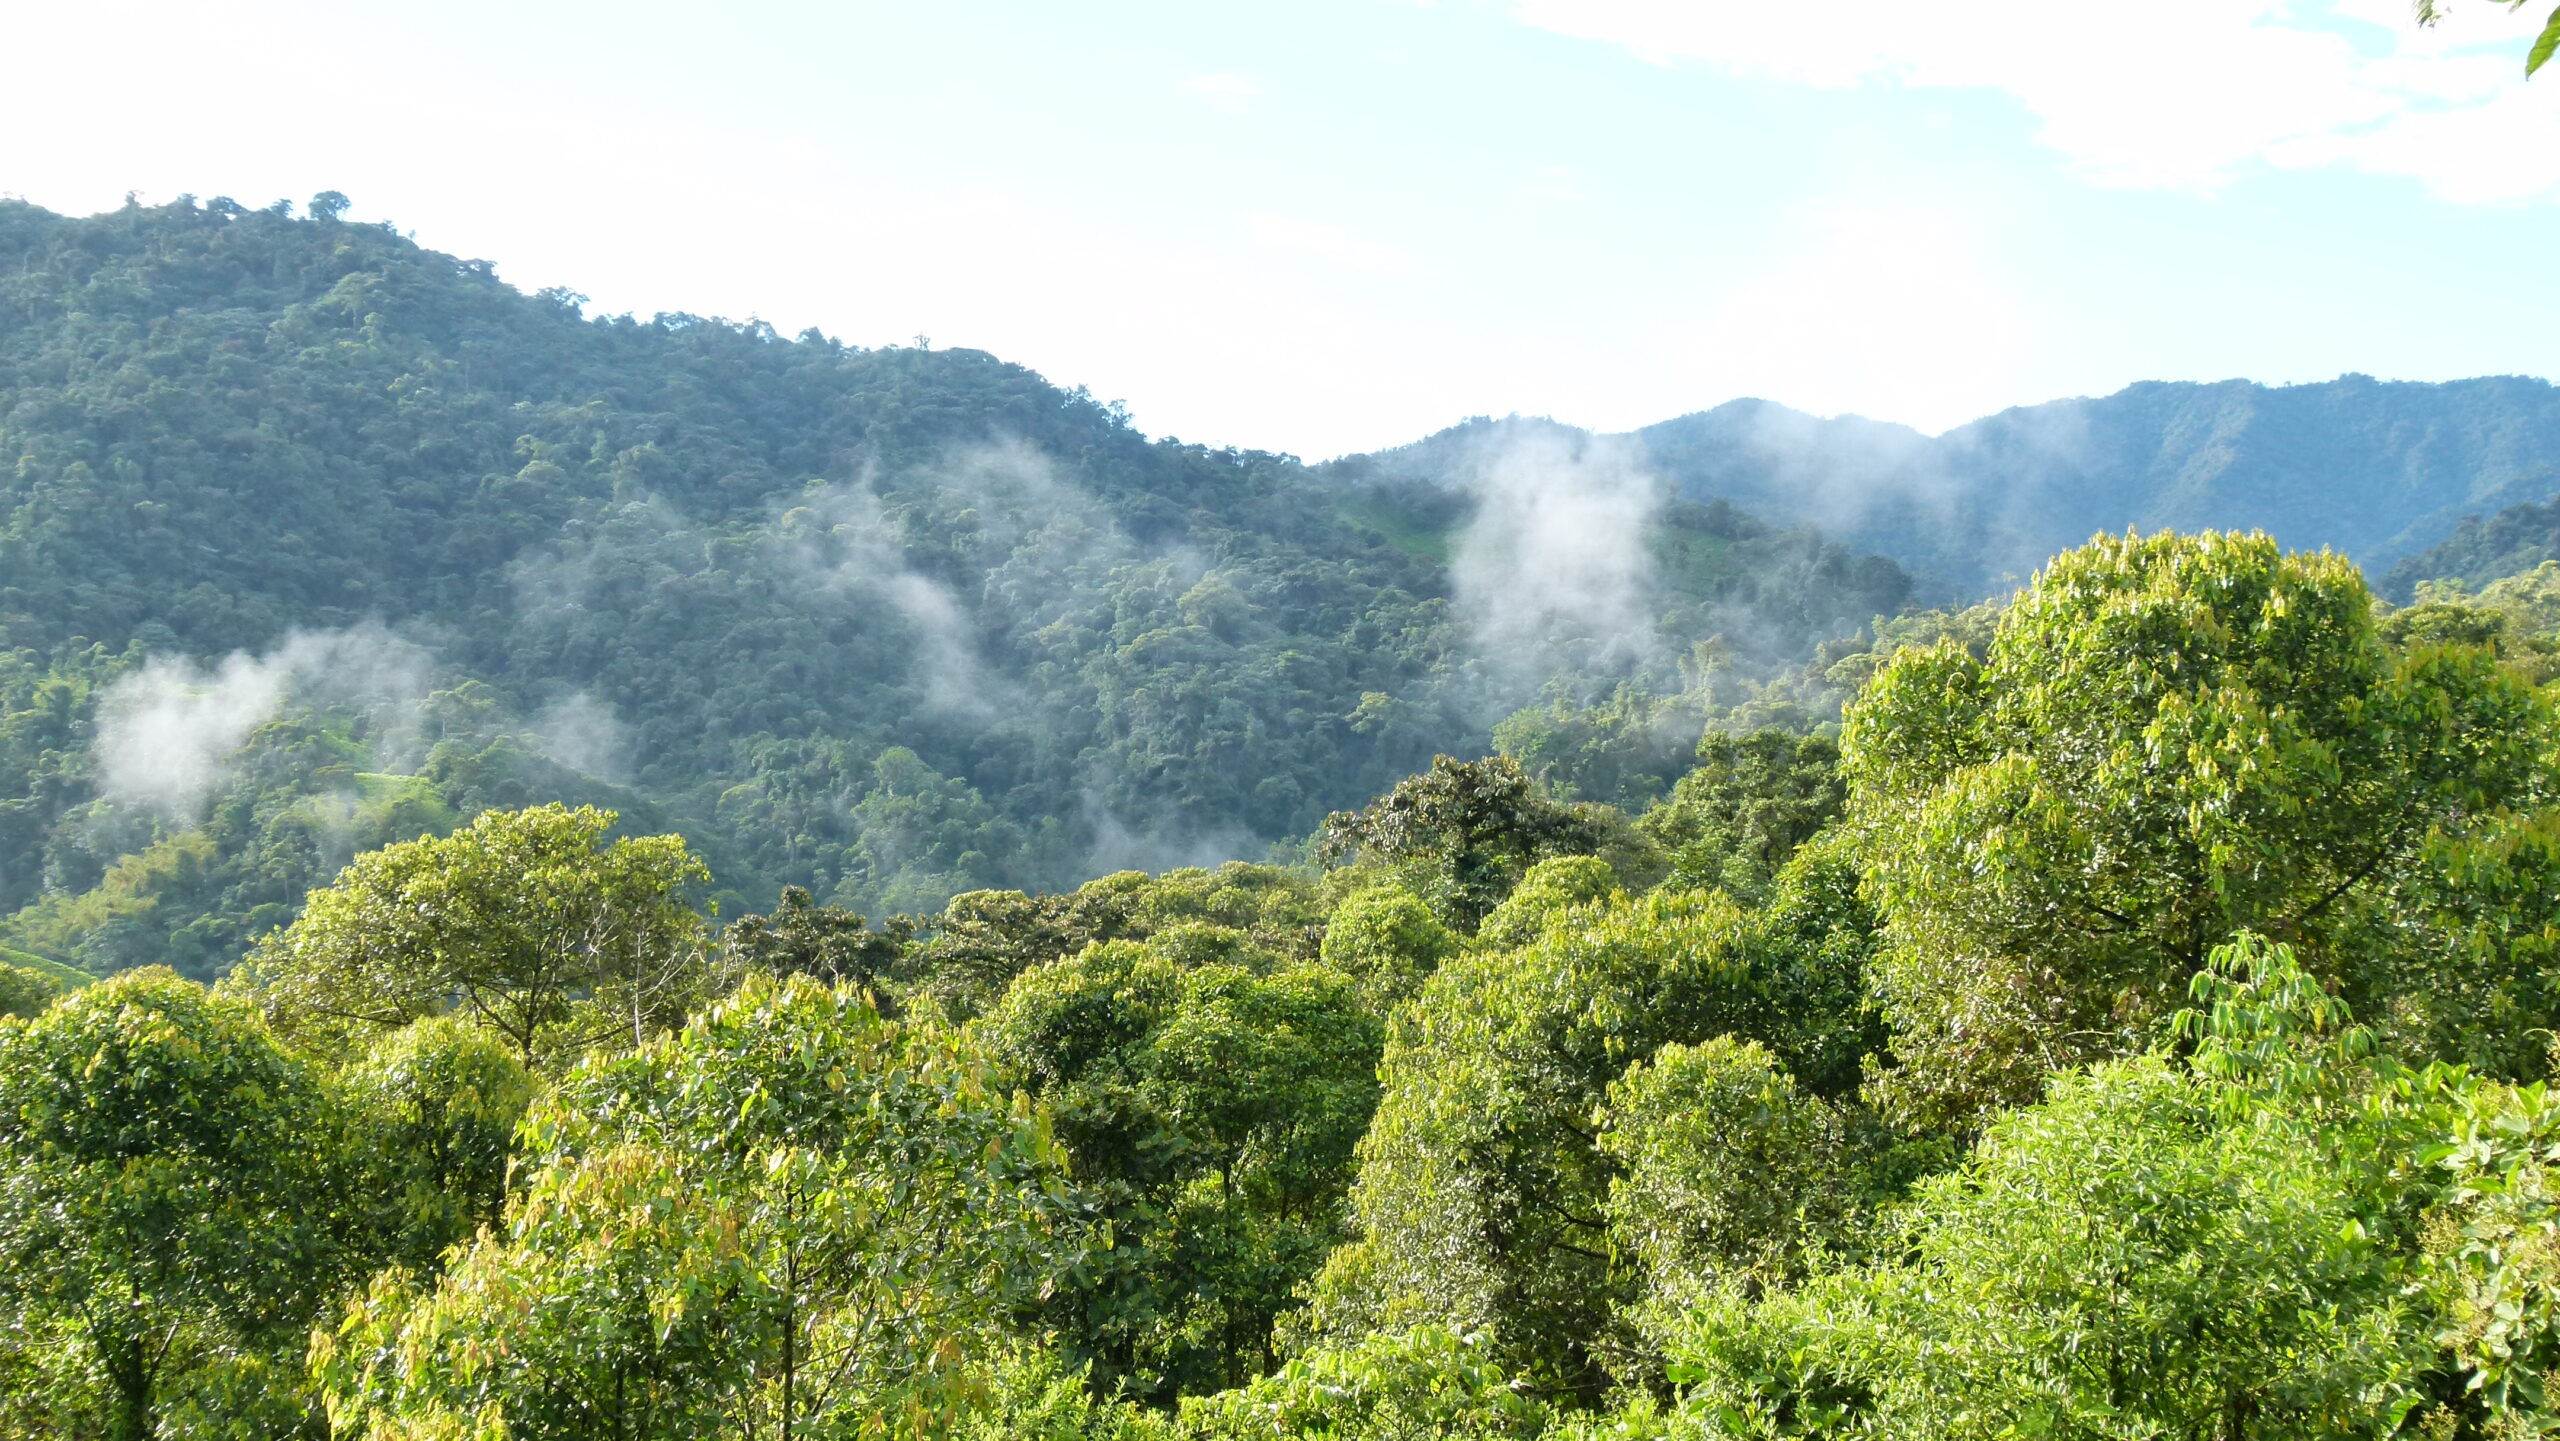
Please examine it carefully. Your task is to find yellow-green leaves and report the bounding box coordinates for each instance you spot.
[0,969,361,1438]
[314,973,1081,1441]
[1846,530,2549,1126]
[231,803,712,1069]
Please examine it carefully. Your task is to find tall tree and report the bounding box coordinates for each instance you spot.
[0,970,357,1440]
[1637,729,1845,901]
[232,803,712,1067]
[1843,530,2548,1126]
[723,884,911,995]
[314,973,1081,1441]
[979,939,1383,1400]
[341,1015,538,1273]
[1317,756,1603,930]
[1312,849,1880,1399]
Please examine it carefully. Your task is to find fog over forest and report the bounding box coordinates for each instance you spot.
[8,145,2560,1441]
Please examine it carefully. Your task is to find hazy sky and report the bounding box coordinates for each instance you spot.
[7,0,2557,457]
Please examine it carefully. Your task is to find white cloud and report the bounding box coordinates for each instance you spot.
[530,692,632,782]
[93,626,433,820]
[1182,72,1265,114]
[1514,0,2560,199]
[1247,212,1411,271]
[1449,428,1665,674]
[1668,205,2035,433]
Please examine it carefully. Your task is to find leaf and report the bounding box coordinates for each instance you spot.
[2531,5,2560,74]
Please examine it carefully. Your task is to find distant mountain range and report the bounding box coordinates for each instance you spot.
[1347,377,2560,597]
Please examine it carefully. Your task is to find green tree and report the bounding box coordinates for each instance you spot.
[1637,729,1844,901]
[1844,530,2548,1125]
[340,1015,537,1273]
[1312,849,1880,1398]
[1597,1037,1851,1327]
[1318,756,1604,930]
[954,1346,1174,1441]
[1663,938,2457,1441]
[725,883,913,994]
[314,973,1080,1441]
[978,940,1384,1402]
[1175,1327,1551,1441]
[0,970,358,1440]
[232,803,713,1068]
[1316,886,1458,1011]
[0,959,57,1018]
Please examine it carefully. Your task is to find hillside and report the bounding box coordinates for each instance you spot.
[2379,493,2560,600]
[0,195,1906,978]
[1358,379,2560,594]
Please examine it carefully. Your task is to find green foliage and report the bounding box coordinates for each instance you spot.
[1472,854,1626,951]
[2381,566,2560,687]
[1845,529,2550,1126]
[0,969,361,1439]
[1318,847,1881,1397]
[339,1016,536,1274]
[2425,1077,2560,1424]
[952,1347,1175,1441]
[1663,938,2446,1440]
[1175,1326,1552,1441]
[977,938,1383,1402]
[1317,886,1458,1011]
[1597,1038,1850,1323]
[0,961,57,1018]
[231,803,713,1067]
[904,863,1325,1022]
[314,972,1079,1441]
[1318,755,1605,930]
[1667,1057,2431,1439]
[724,883,911,993]
[1636,729,1843,902]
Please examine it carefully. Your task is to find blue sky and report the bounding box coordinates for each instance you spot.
[6,0,2557,457]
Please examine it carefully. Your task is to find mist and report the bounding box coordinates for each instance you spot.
[92,624,435,821]
[780,476,1007,721]
[531,692,633,782]
[1448,426,1667,680]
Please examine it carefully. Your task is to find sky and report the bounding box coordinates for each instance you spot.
[4,0,2557,458]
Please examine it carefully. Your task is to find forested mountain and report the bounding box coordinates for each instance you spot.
[0,194,1908,978]
[1354,377,2560,593]
[2381,492,2560,600]
[18,191,2560,1441]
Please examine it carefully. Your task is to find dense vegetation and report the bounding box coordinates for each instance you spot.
[16,184,2560,1439]
[12,525,2560,1439]
[2383,493,2560,601]
[0,194,1913,982]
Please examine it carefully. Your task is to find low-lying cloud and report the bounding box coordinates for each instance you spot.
[1449,426,1666,678]
[93,625,433,820]
[531,691,633,782]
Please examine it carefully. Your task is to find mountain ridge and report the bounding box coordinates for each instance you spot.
[1352,374,2560,594]
[0,194,1907,977]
